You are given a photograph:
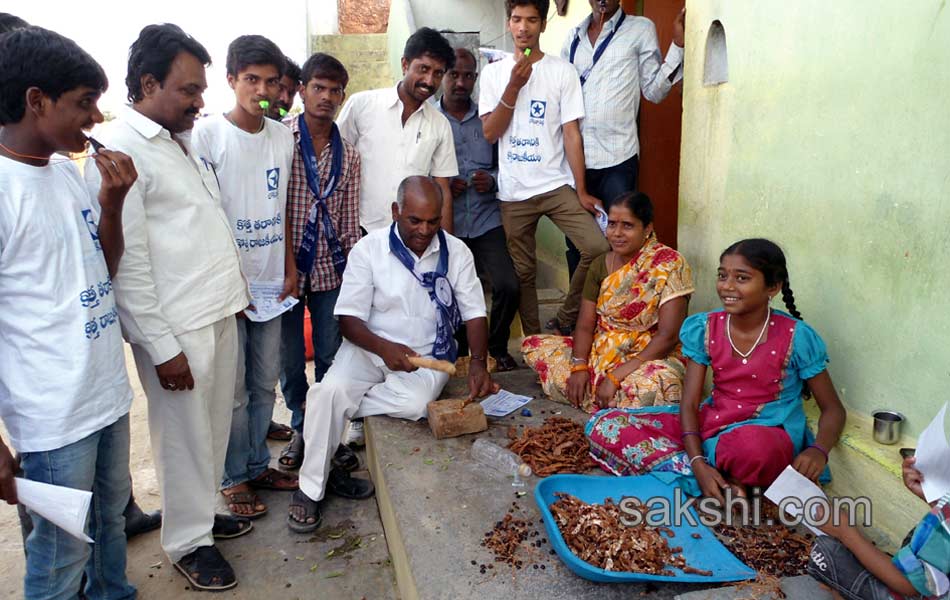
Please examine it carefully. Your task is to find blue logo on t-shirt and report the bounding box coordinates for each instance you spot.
[266,168,280,192]
[530,100,546,120]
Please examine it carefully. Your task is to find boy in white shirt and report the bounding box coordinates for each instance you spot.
[192,35,299,520]
[480,0,610,336]
[0,27,139,600]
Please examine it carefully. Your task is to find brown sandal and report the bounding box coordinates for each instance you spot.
[248,467,298,491]
[220,489,268,520]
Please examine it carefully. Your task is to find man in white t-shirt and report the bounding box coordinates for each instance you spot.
[0,27,139,600]
[336,27,459,233]
[480,0,611,336]
[193,35,299,522]
[85,24,251,591]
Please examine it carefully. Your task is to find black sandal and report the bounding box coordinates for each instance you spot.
[278,431,304,470]
[212,514,253,540]
[174,545,237,591]
[287,490,322,534]
[267,421,294,441]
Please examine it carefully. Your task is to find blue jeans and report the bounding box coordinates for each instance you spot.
[222,317,282,488]
[280,285,342,433]
[20,414,135,600]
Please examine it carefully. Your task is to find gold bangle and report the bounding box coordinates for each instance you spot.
[605,371,621,387]
[570,364,588,374]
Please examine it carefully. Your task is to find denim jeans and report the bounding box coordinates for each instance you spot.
[280,285,342,432]
[566,153,640,280]
[222,316,282,488]
[19,414,135,600]
[807,536,909,600]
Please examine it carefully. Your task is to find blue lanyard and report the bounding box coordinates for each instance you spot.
[569,11,626,86]
[388,224,462,362]
[296,115,347,277]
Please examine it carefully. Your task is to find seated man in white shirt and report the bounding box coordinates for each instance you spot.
[85,24,251,592]
[0,27,139,600]
[288,176,496,533]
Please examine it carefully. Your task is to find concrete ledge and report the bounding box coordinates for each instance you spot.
[364,368,703,599]
[674,575,833,600]
[805,403,924,550]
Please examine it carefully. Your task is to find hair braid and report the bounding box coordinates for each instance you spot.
[781,279,802,320]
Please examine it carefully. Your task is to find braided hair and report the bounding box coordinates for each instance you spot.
[720,238,802,320]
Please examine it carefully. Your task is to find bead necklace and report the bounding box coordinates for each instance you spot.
[726,307,770,364]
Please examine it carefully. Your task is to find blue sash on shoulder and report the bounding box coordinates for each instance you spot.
[388,223,462,362]
[296,115,347,277]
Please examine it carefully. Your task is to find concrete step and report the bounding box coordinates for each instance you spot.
[364,368,709,599]
[674,575,833,600]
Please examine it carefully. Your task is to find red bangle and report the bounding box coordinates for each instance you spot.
[807,443,829,461]
[681,431,700,440]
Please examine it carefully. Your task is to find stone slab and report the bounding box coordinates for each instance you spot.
[674,575,834,600]
[365,367,716,600]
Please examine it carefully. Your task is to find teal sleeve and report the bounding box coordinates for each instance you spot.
[679,312,710,365]
[791,320,830,380]
[892,493,950,597]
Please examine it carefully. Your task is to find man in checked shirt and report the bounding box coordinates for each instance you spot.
[279,53,361,473]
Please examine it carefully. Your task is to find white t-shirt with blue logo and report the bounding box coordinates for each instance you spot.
[192,114,293,287]
[0,156,132,453]
[479,54,585,202]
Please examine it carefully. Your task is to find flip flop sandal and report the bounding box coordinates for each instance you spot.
[249,467,299,491]
[174,546,237,591]
[278,431,304,470]
[287,490,322,534]
[220,490,268,520]
[267,421,294,441]
[212,514,253,540]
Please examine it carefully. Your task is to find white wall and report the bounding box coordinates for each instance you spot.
[308,0,339,35]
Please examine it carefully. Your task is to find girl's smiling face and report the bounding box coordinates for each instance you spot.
[717,254,781,315]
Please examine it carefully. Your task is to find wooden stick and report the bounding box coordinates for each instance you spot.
[408,356,457,375]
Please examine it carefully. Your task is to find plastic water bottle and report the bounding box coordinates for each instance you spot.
[471,439,533,487]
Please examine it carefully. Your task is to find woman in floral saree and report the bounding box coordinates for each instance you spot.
[522,192,694,414]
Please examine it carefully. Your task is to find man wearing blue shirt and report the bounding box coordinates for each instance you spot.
[438,48,519,371]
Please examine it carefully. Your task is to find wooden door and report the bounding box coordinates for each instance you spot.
[622,0,684,248]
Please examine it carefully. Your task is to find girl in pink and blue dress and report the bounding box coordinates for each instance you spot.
[586,239,847,499]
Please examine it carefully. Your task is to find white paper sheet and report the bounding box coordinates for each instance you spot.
[594,205,609,235]
[15,478,93,543]
[764,465,828,536]
[914,402,950,503]
[244,281,299,323]
[479,389,532,417]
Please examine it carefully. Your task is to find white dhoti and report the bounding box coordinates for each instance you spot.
[298,339,449,502]
[131,316,238,563]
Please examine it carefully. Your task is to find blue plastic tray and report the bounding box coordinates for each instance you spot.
[534,474,756,583]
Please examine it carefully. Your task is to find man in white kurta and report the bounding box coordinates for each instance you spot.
[288,176,494,532]
[85,28,250,584]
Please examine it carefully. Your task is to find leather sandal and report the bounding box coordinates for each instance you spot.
[278,431,304,470]
[174,546,237,591]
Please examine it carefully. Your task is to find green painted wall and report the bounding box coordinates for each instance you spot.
[678,0,950,440]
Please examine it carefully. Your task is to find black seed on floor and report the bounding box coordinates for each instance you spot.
[540,564,546,570]
[533,564,539,569]
[471,560,477,565]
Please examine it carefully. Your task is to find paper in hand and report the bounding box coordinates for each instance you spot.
[15,478,93,543]
[913,402,950,503]
[594,205,608,235]
[244,281,299,323]
[764,465,828,536]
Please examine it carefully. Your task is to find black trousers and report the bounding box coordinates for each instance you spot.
[455,225,521,358]
[566,153,639,280]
